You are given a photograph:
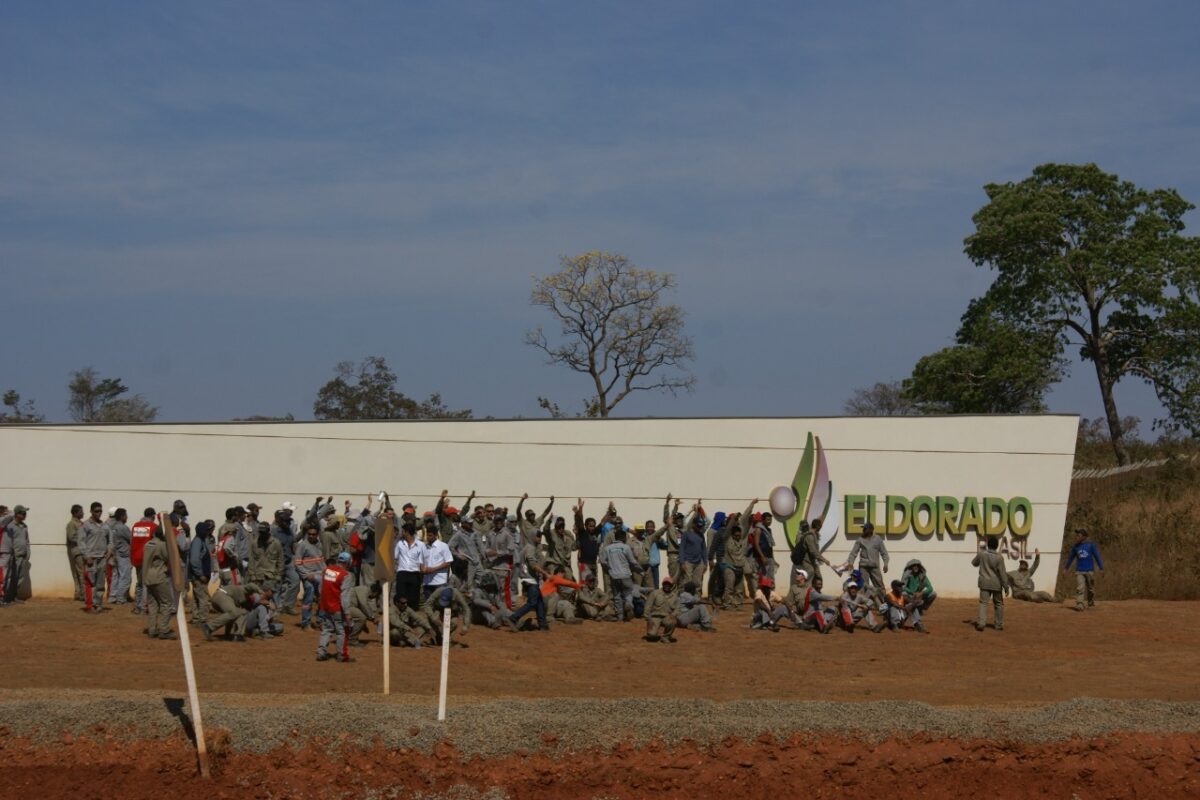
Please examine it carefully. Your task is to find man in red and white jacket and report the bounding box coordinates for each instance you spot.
[316,552,353,663]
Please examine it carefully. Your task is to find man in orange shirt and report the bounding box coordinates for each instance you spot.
[542,573,584,625]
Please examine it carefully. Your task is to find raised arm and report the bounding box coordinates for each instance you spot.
[538,496,555,526]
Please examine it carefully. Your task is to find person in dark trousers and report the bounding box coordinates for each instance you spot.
[392,521,425,609]
[1061,528,1104,611]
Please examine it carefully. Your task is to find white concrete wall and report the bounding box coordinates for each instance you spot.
[0,415,1077,597]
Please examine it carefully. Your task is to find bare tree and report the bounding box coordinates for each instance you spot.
[67,368,158,423]
[843,381,919,416]
[525,251,695,418]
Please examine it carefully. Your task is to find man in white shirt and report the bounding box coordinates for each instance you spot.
[392,521,426,609]
[421,523,453,602]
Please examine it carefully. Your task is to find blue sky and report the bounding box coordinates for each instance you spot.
[2,1,1198,430]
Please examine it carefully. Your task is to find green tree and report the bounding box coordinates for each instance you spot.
[842,381,918,416]
[904,296,1066,414]
[313,356,471,420]
[67,368,158,423]
[0,390,44,423]
[525,251,695,418]
[963,163,1200,464]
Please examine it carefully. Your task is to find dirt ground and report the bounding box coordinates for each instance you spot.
[0,598,1197,704]
[0,729,1197,800]
[1,599,1198,798]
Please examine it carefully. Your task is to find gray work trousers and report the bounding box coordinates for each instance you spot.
[145,583,173,635]
[610,576,635,621]
[978,589,1004,629]
[108,557,132,602]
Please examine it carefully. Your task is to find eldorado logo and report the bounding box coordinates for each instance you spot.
[769,433,838,553]
[769,432,1034,547]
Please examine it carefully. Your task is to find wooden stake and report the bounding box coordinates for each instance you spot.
[437,606,451,721]
[176,602,211,779]
[382,580,391,696]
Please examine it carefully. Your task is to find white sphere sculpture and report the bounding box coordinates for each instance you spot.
[769,485,798,519]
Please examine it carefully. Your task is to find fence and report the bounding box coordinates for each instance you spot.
[1070,454,1197,504]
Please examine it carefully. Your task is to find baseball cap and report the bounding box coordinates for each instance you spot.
[661,576,674,585]
[443,506,458,516]
[795,569,809,582]
[437,587,453,608]
[402,503,415,512]
[337,551,352,563]
[246,502,261,511]
[13,504,29,514]
[759,576,774,588]
[862,522,875,533]
[281,501,296,512]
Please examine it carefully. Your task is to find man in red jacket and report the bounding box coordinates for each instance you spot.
[316,552,353,663]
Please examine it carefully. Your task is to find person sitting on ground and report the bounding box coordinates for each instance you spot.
[838,579,883,633]
[470,572,510,629]
[751,575,783,631]
[771,569,809,629]
[545,581,583,625]
[204,581,262,642]
[676,581,715,632]
[801,575,840,634]
[422,585,471,645]
[245,585,284,639]
[901,559,937,627]
[643,576,679,643]
[1009,549,1055,603]
[387,595,431,648]
[882,579,926,633]
[576,573,617,621]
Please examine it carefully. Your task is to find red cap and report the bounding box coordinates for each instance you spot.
[752,512,763,523]
[402,503,415,511]
[444,506,458,516]
[758,576,773,589]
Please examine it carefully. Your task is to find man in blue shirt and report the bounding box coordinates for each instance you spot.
[1061,528,1104,611]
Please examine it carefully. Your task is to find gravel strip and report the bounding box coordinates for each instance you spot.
[2,690,1198,756]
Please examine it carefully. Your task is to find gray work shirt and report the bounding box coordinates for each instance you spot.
[848,535,889,569]
[109,521,132,560]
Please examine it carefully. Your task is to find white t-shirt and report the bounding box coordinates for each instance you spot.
[422,540,453,586]
[394,538,427,572]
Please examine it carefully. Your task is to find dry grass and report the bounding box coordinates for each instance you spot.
[1061,457,1200,600]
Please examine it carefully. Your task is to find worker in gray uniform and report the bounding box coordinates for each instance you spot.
[141,525,175,639]
[1008,549,1055,603]
[845,522,889,598]
[204,582,263,641]
[106,509,132,604]
[78,502,110,613]
[66,505,85,601]
[972,535,1012,631]
[1,506,30,604]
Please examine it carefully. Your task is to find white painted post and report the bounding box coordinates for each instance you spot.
[175,603,210,778]
[437,607,451,721]
[382,580,391,695]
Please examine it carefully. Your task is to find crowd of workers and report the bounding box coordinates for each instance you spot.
[0,493,1100,650]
